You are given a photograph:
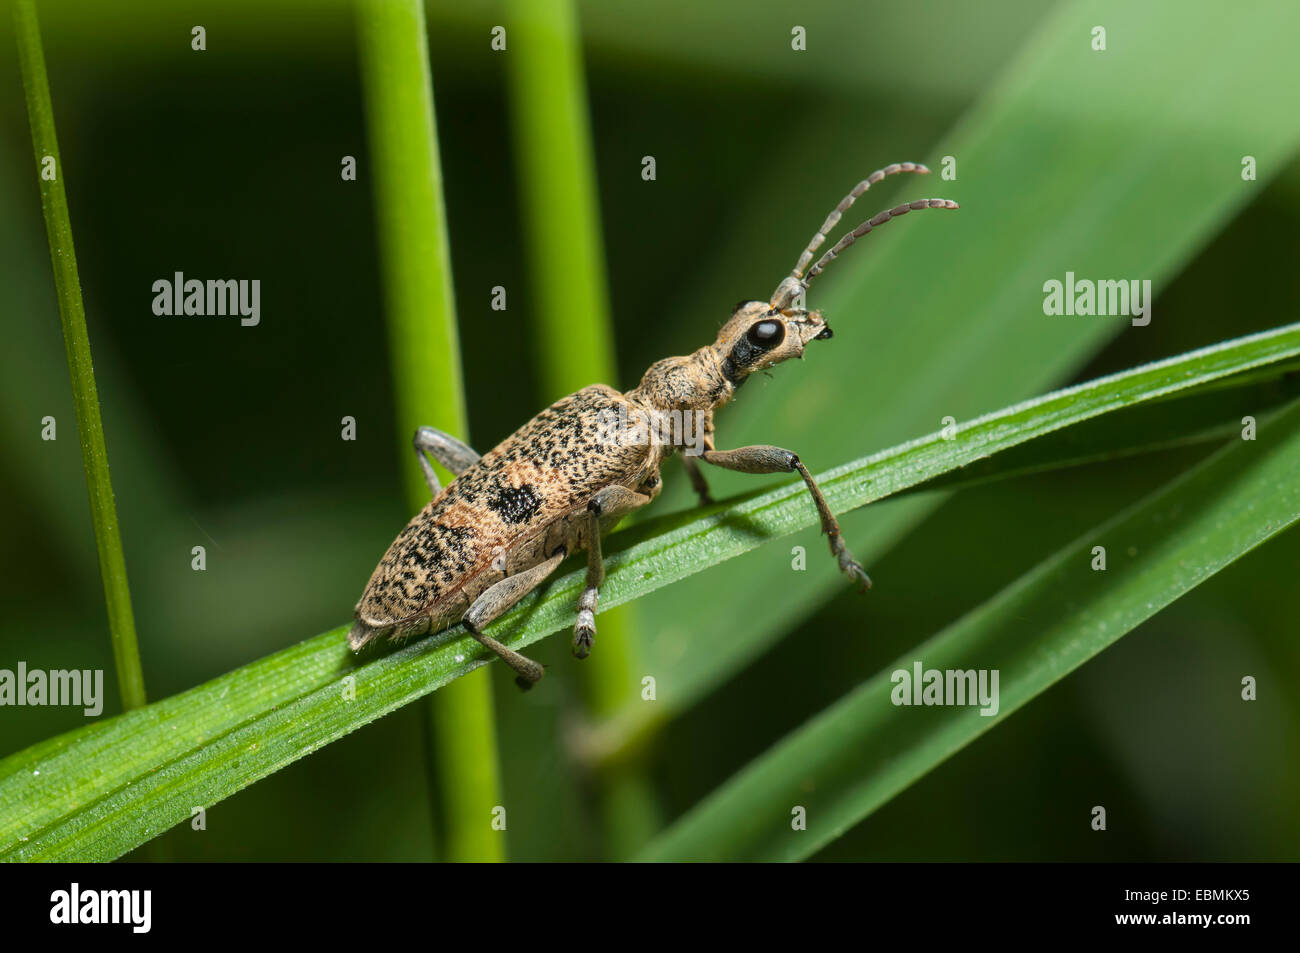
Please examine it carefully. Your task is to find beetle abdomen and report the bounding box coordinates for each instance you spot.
[350,385,653,648]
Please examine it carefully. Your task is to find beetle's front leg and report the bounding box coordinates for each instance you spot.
[574,484,653,658]
[681,455,714,506]
[680,410,716,507]
[700,445,871,592]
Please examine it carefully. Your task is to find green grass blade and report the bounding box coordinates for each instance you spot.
[576,323,1300,760]
[12,0,145,712]
[355,0,502,862]
[638,395,1300,862]
[899,363,1300,498]
[1,323,1296,861]
[626,0,1300,739]
[632,357,1298,524]
[505,0,657,858]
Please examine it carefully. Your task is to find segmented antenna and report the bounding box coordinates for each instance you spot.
[804,198,959,285]
[791,162,930,280]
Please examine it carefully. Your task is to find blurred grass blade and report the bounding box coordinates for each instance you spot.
[2,323,1296,861]
[355,0,502,862]
[639,396,1300,862]
[13,0,145,711]
[505,0,658,858]
[630,0,1300,737]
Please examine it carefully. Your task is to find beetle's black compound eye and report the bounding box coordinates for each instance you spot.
[746,319,785,348]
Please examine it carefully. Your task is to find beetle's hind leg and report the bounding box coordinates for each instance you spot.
[413,426,482,499]
[573,485,653,659]
[462,549,565,690]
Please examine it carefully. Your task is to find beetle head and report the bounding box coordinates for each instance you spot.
[706,164,958,393]
[710,298,833,386]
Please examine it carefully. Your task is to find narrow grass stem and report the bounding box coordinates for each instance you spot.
[13,0,146,712]
[356,0,504,862]
[506,0,658,857]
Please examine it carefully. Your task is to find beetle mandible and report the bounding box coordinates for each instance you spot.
[349,161,958,688]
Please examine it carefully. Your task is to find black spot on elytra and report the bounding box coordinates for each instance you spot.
[487,483,544,524]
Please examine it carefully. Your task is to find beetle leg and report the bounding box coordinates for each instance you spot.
[463,549,565,689]
[574,485,653,659]
[681,410,717,506]
[701,445,871,593]
[681,454,714,506]
[413,425,482,499]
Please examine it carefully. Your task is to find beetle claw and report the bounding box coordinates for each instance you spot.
[841,554,872,593]
[573,611,596,658]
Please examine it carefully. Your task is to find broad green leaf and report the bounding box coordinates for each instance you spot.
[1,323,1296,861]
[639,396,1300,862]
[627,0,1300,742]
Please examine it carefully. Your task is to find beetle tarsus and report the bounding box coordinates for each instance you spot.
[833,537,873,593]
[573,604,596,659]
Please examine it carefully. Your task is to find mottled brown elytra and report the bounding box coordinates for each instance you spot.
[350,162,958,688]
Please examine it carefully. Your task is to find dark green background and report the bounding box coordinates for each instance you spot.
[1,1,1296,860]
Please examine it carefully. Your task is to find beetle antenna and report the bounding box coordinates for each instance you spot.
[791,162,931,280]
[803,198,958,285]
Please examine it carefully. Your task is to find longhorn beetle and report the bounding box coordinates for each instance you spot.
[350,161,958,688]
